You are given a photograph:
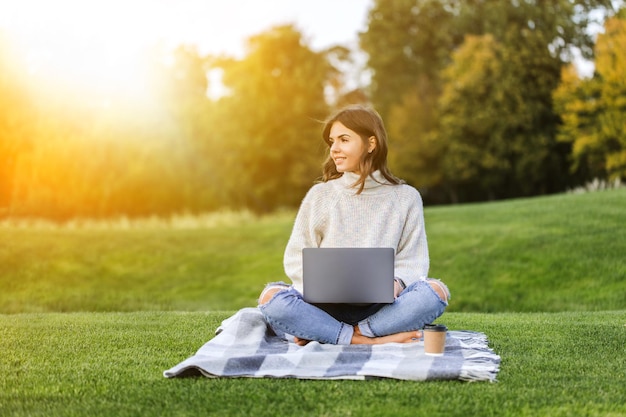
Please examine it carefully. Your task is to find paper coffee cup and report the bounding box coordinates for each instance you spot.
[423,324,447,356]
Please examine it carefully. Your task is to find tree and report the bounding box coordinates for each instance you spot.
[361,0,462,197]
[553,12,626,181]
[438,34,513,201]
[361,0,615,202]
[1,24,343,219]
[151,45,225,212]
[594,13,626,179]
[386,75,443,195]
[361,0,463,120]
[213,25,331,212]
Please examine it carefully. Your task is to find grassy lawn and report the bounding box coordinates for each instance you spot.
[0,213,292,313]
[1,311,624,417]
[425,189,626,312]
[1,189,625,416]
[1,188,625,313]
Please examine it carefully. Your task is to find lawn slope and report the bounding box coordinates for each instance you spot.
[1,189,624,313]
[1,190,625,417]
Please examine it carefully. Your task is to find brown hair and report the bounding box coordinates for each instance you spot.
[321,105,402,193]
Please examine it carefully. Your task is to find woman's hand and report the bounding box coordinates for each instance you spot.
[393,279,404,299]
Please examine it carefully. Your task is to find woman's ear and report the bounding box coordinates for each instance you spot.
[368,136,377,154]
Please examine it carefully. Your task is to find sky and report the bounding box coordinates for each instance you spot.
[0,0,372,58]
[0,0,373,98]
[0,0,602,93]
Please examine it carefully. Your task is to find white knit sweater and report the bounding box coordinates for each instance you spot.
[283,170,430,293]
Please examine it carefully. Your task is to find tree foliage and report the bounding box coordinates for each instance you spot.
[361,0,462,197]
[361,0,615,203]
[553,12,626,181]
[1,3,624,220]
[438,34,514,201]
[211,25,330,212]
[0,25,333,219]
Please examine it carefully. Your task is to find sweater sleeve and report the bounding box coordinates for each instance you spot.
[393,187,430,286]
[283,186,324,293]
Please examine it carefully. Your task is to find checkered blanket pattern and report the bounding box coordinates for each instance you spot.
[164,308,500,382]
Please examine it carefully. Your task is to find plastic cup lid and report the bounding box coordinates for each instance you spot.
[423,324,447,331]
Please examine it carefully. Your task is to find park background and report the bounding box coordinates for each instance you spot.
[1,0,625,219]
[1,1,625,416]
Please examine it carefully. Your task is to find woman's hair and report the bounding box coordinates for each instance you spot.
[321,105,402,193]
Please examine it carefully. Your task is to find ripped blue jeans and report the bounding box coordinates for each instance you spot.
[258,278,449,345]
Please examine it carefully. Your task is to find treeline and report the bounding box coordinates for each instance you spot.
[363,0,625,203]
[1,1,625,220]
[0,28,331,218]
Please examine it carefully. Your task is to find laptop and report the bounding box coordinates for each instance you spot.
[302,247,395,304]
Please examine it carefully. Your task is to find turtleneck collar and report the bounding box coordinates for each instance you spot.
[335,170,394,194]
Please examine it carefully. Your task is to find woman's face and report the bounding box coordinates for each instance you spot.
[328,121,372,174]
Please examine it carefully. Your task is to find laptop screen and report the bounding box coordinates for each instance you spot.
[302,247,395,304]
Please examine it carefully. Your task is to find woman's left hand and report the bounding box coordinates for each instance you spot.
[393,279,404,299]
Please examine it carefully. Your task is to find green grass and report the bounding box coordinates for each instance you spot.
[1,189,624,313]
[426,189,626,312]
[1,189,626,416]
[0,213,292,313]
[1,311,624,417]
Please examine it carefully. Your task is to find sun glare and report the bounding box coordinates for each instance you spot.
[0,0,172,104]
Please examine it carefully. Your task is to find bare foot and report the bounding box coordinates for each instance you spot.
[293,328,423,346]
[351,327,422,345]
[294,336,311,346]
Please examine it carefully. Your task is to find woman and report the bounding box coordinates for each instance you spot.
[258,105,450,345]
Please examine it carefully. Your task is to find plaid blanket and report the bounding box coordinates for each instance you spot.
[163,308,500,382]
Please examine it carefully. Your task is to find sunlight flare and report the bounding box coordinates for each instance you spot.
[0,0,172,103]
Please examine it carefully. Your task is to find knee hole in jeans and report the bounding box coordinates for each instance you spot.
[259,286,287,305]
[427,280,449,302]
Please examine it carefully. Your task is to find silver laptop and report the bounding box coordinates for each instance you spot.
[302,248,395,304]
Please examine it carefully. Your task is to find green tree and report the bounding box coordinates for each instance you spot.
[361,0,462,120]
[594,13,626,179]
[213,25,330,212]
[553,12,626,181]
[438,34,512,201]
[386,76,443,194]
[361,0,462,197]
[553,65,605,180]
[361,0,615,202]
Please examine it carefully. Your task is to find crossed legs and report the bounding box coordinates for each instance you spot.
[258,279,449,346]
